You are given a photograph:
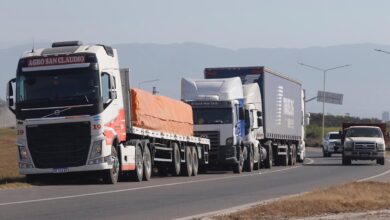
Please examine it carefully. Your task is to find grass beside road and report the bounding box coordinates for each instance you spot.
[0,128,29,189]
[216,181,390,220]
[305,125,340,147]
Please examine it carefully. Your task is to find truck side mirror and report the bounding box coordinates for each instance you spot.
[257,118,263,127]
[109,75,117,99]
[6,78,16,113]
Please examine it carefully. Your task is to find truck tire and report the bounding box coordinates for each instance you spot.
[377,157,385,165]
[289,145,296,166]
[171,142,181,176]
[279,153,288,166]
[233,147,244,174]
[102,147,120,184]
[130,144,144,182]
[191,147,199,176]
[254,146,261,170]
[182,147,193,176]
[143,146,152,181]
[244,147,254,172]
[25,174,37,184]
[342,155,351,165]
[264,144,272,169]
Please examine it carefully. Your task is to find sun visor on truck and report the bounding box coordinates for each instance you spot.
[131,88,194,136]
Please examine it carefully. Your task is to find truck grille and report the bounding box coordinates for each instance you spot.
[354,142,376,150]
[194,131,220,149]
[26,122,91,168]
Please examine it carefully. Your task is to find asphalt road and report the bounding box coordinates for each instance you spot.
[0,148,389,220]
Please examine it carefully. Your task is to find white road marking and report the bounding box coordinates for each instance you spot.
[176,157,388,220]
[305,158,314,165]
[357,168,390,182]
[356,158,390,182]
[0,164,305,206]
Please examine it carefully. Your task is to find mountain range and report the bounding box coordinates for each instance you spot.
[1,42,390,118]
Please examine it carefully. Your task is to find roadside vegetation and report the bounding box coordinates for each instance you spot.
[0,128,28,189]
[216,181,390,220]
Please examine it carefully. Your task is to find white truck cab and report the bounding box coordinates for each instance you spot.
[181,77,247,173]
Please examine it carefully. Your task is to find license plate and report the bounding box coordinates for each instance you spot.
[53,168,69,173]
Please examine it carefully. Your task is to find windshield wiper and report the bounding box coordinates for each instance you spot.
[60,95,90,103]
[20,98,51,104]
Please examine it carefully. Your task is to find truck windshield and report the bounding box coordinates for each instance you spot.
[345,128,383,138]
[16,68,99,107]
[329,133,340,139]
[193,108,233,124]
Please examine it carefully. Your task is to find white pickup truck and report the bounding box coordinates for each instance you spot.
[341,123,387,165]
[323,131,342,157]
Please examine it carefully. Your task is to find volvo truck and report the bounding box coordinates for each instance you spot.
[6,41,210,184]
[204,66,306,166]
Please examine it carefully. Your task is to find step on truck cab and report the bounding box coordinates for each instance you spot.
[341,123,387,165]
[205,66,305,167]
[181,77,248,173]
[7,41,210,184]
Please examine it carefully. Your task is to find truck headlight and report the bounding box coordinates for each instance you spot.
[89,140,103,159]
[18,145,31,162]
[377,142,385,151]
[344,141,353,150]
[226,137,234,146]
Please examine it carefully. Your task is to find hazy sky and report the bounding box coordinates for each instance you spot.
[2,0,390,118]
[1,0,390,49]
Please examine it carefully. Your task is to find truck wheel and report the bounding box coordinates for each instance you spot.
[192,147,199,176]
[264,144,272,169]
[143,146,152,181]
[289,145,296,166]
[254,147,261,170]
[171,142,181,176]
[280,153,288,166]
[342,155,351,165]
[130,144,143,182]
[377,157,385,165]
[244,147,254,172]
[182,147,193,176]
[233,147,244,174]
[102,147,120,184]
[25,174,37,184]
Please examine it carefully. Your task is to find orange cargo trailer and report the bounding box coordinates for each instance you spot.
[131,88,194,136]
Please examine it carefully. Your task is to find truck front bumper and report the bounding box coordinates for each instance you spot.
[209,145,239,165]
[343,150,385,160]
[19,162,113,175]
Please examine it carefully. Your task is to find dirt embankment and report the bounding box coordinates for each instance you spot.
[216,181,390,220]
